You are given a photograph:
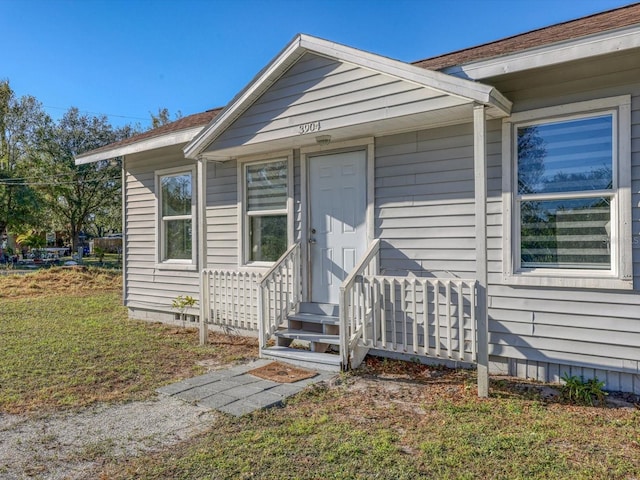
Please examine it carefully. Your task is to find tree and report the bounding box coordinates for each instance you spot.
[85,201,122,238]
[0,80,49,237]
[36,108,138,251]
[16,230,45,251]
[150,107,182,129]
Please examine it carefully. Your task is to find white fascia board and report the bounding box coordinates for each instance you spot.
[298,34,512,116]
[75,126,204,165]
[442,24,640,80]
[184,35,307,159]
[184,33,512,159]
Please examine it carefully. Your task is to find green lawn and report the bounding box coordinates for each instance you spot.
[0,270,257,413]
[2,270,639,479]
[100,363,640,480]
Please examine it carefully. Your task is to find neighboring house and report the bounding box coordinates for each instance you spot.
[77,5,640,395]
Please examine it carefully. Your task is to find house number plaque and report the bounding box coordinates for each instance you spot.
[298,121,321,134]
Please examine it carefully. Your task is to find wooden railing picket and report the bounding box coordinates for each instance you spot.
[356,275,477,364]
[257,243,302,353]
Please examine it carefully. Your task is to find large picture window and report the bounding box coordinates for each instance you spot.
[158,168,195,264]
[517,114,613,270]
[244,159,289,263]
[503,96,632,289]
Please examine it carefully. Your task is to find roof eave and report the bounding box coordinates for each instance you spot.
[298,35,501,105]
[441,23,640,80]
[75,125,205,165]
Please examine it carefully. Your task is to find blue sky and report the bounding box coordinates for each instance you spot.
[1,0,634,129]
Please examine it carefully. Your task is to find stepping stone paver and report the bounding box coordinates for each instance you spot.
[157,359,335,417]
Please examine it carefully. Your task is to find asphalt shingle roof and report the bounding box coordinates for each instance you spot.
[412,3,640,71]
[76,108,223,159]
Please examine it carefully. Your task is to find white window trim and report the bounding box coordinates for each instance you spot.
[155,165,197,271]
[501,95,632,290]
[237,152,293,268]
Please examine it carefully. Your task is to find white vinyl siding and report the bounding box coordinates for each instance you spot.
[206,53,468,153]
[205,160,239,268]
[375,122,502,278]
[490,356,640,394]
[486,55,640,391]
[123,148,199,311]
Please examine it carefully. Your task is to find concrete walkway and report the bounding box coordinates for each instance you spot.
[157,359,335,416]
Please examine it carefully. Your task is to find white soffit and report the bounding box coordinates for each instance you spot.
[184,34,512,160]
[442,24,640,80]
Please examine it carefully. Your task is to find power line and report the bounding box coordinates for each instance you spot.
[0,176,121,187]
[0,171,91,181]
[43,105,150,122]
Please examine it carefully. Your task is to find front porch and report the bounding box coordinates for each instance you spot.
[200,239,480,379]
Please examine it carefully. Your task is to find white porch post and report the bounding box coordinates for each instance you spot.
[473,104,490,397]
[197,157,208,345]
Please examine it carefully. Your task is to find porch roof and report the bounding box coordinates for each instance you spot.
[184,34,512,161]
[75,108,222,165]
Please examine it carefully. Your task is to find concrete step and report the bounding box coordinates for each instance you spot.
[274,328,340,345]
[261,346,342,372]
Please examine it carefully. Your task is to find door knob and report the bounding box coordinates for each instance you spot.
[309,238,316,244]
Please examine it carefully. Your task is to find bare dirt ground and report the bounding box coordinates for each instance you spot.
[0,396,218,480]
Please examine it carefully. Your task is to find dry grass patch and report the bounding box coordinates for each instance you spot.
[0,267,121,299]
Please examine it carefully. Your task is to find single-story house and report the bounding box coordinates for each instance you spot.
[77,4,640,395]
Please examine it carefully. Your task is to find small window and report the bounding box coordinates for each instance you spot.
[503,96,632,289]
[243,159,289,263]
[158,168,195,264]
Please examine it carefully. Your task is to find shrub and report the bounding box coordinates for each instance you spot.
[561,373,607,406]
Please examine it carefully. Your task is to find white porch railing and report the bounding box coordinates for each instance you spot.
[203,240,477,369]
[339,239,381,368]
[258,243,302,349]
[202,269,263,332]
[356,276,477,363]
[340,238,477,366]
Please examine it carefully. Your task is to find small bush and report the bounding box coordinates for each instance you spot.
[561,373,607,406]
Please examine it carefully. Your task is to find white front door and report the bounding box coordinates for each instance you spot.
[308,150,367,304]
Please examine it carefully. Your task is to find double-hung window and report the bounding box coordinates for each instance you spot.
[242,158,290,264]
[157,167,196,266]
[503,96,632,289]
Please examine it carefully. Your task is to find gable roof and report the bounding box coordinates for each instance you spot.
[75,108,222,164]
[184,34,512,160]
[414,3,640,72]
[76,4,640,165]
